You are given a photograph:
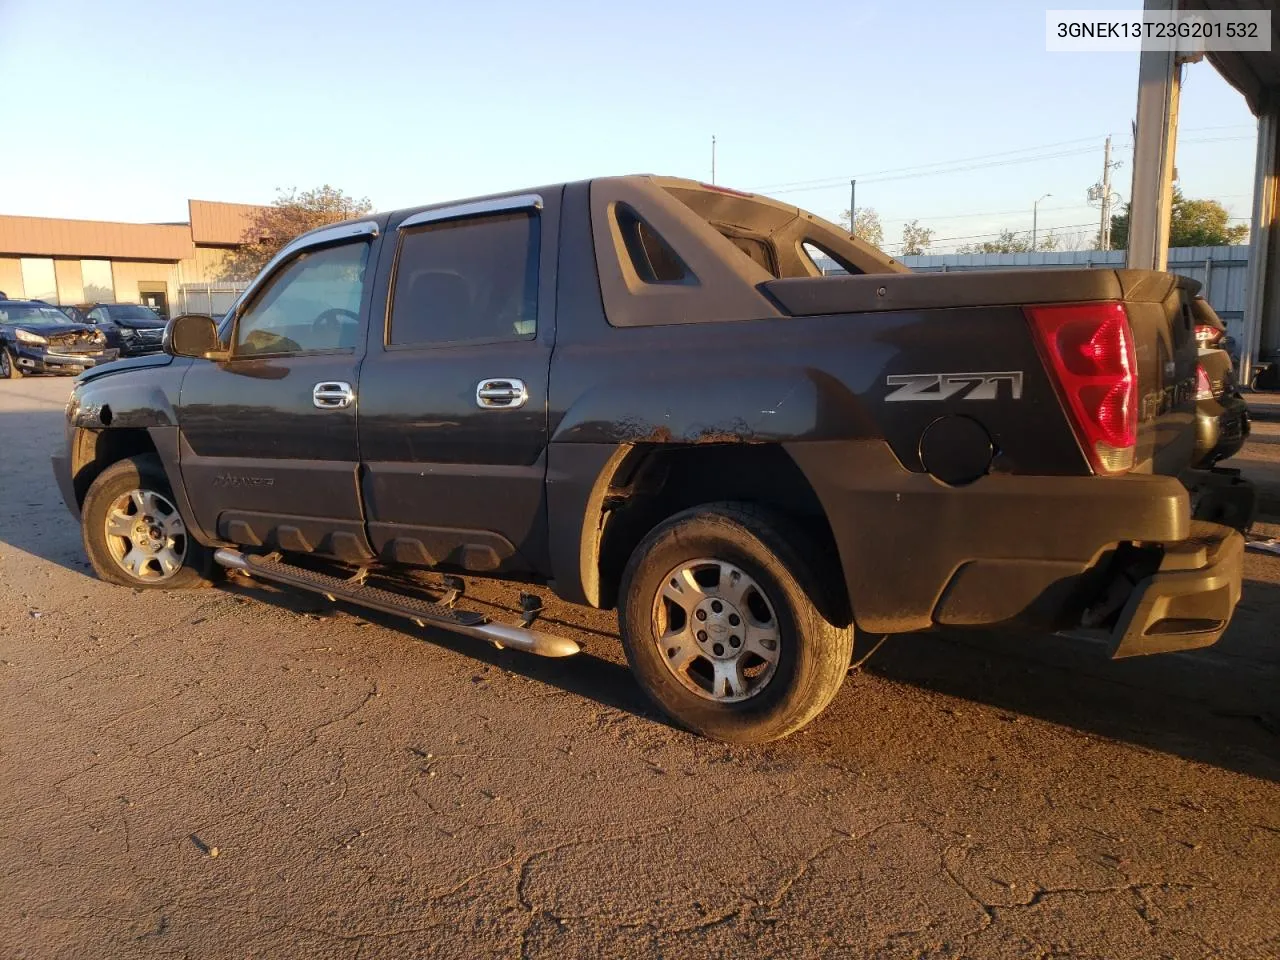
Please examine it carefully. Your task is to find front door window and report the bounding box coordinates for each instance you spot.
[235,242,369,357]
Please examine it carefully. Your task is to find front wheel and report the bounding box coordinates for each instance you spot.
[0,348,22,379]
[618,503,854,744]
[81,454,213,589]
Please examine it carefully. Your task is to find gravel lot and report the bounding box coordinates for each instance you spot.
[2,375,1278,959]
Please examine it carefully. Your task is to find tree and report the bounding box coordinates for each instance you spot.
[839,207,884,249]
[220,185,373,280]
[900,219,934,256]
[957,228,1060,255]
[1107,187,1249,250]
[958,229,1032,254]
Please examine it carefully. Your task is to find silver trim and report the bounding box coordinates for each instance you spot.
[224,220,380,324]
[313,380,356,409]
[212,548,579,658]
[400,194,543,230]
[475,378,529,409]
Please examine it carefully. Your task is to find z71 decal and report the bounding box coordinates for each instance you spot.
[885,371,1024,402]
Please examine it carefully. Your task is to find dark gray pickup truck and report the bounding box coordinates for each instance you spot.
[52,175,1248,743]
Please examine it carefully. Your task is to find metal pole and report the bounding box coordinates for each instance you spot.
[850,180,856,234]
[711,135,716,185]
[1127,0,1180,271]
[1032,193,1051,251]
[1100,135,1114,250]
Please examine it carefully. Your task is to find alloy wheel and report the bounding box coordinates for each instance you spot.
[650,558,781,703]
[103,488,188,582]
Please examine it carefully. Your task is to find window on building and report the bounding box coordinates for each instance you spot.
[81,260,114,301]
[389,212,538,346]
[234,242,369,357]
[19,258,57,302]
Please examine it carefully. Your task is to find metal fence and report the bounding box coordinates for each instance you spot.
[176,282,248,319]
[896,245,1251,338]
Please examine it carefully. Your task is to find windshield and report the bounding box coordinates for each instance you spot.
[105,304,163,321]
[0,305,75,327]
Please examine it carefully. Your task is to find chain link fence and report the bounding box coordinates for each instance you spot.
[176,282,248,319]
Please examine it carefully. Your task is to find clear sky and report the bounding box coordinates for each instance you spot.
[0,0,1259,253]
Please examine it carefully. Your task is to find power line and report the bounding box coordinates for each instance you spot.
[750,134,1253,198]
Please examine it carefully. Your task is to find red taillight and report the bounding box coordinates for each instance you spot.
[1195,363,1214,400]
[1195,323,1223,347]
[1026,302,1138,475]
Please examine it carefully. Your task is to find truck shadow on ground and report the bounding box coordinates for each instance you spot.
[221,568,1280,784]
[847,586,1280,784]
[214,574,663,725]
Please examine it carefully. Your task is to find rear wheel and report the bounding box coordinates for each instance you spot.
[0,349,22,379]
[82,455,213,589]
[618,503,853,744]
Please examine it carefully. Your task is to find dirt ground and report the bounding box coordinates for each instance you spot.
[1,375,1277,960]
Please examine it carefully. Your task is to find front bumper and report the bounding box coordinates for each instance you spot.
[52,453,78,519]
[13,344,119,375]
[117,335,165,357]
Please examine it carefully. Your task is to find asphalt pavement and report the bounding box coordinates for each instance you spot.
[1,376,1277,959]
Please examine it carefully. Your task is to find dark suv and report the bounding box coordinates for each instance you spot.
[83,303,167,356]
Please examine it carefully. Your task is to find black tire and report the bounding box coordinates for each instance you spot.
[81,454,214,589]
[618,503,854,744]
[0,348,21,379]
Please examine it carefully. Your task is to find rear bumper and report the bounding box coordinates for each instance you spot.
[1109,522,1243,657]
[785,440,1245,652]
[1194,393,1250,466]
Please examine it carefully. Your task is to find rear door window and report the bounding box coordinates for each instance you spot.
[388,212,538,346]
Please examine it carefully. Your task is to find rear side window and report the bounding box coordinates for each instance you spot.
[389,213,538,346]
[614,204,690,284]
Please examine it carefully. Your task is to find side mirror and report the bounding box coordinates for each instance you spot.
[165,314,223,359]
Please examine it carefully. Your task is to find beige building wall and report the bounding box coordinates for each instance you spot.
[111,261,179,306]
[54,259,84,304]
[0,257,23,298]
[178,245,232,284]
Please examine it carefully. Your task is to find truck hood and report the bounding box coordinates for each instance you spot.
[76,352,174,383]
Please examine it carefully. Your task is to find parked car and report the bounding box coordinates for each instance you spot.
[51,176,1248,743]
[82,302,168,356]
[0,300,118,378]
[56,304,89,324]
[1191,297,1251,467]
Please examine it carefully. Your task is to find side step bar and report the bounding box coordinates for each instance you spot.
[213,549,580,658]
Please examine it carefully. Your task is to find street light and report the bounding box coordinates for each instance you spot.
[1032,193,1052,252]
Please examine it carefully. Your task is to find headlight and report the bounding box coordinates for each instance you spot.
[119,327,137,339]
[14,328,47,345]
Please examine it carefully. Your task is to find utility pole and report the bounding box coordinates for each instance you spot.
[711,135,716,185]
[1100,135,1114,249]
[849,179,856,234]
[1088,135,1123,250]
[1032,193,1051,251]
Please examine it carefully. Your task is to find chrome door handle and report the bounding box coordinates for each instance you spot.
[313,381,355,409]
[475,378,529,409]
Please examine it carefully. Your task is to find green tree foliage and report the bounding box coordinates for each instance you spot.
[958,228,1059,254]
[1107,188,1250,249]
[840,207,884,249]
[220,185,373,281]
[900,219,935,256]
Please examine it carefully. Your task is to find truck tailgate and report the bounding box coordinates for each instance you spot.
[764,267,1200,477]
